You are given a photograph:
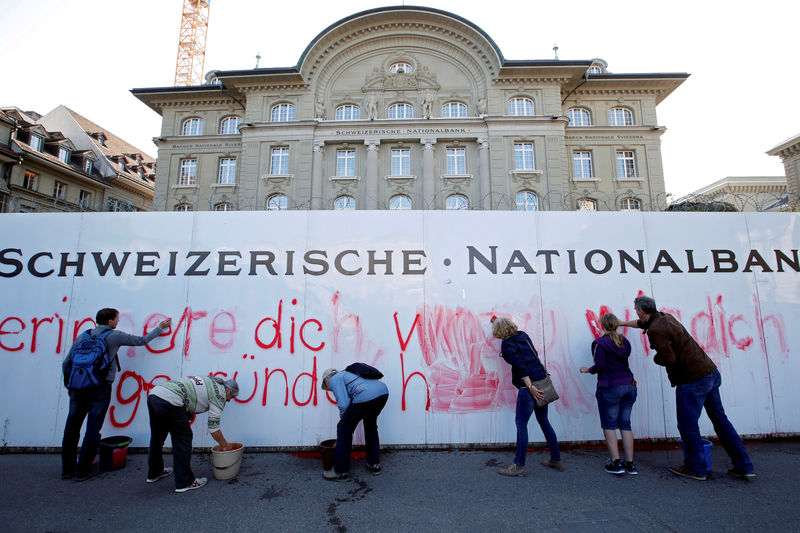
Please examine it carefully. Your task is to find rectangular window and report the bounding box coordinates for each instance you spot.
[616,151,638,178]
[573,151,593,178]
[29,134,43,152]
[58,147,71,164]
[54,181,66,200]
[23,171,38,191]
[108,197,122,212]
[270,147,289,175]
[336,149,356,177]
[179,159,197,185]
[446,147,466,175]
[84,159,93,174]
[391,148,410,176]
[513,143,534,170]
[79,190,92,208]
[218,158,236,184]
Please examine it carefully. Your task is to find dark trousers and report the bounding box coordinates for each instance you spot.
[61,384,112,476]
[514,387,560,466]
[147,395,196,489]
[676,369,753,474]
[334,394,389,474]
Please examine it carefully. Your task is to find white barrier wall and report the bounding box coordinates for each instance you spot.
[0,211,798,448]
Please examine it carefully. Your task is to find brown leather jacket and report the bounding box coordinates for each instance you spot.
[638,312,716,386]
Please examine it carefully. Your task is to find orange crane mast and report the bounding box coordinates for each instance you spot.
[174,0,211,86]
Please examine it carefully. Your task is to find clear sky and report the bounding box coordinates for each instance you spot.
[2,0,797,196]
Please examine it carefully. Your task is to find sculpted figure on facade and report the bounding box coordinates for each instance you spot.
[365,93,378,120]
[421,90,434,118]
[477,97,487,115]
[314,100,325,119]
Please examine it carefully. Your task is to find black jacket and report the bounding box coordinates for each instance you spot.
[500,331,547,388]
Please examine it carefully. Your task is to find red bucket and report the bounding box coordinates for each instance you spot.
[99,436,132,471]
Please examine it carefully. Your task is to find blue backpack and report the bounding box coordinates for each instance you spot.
[64,328,115,389]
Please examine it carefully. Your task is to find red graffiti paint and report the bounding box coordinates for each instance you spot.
[254,299,325,354]
[109,370,170,428]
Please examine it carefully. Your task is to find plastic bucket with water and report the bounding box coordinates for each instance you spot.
[99,436,132,471]
[320,439,336,471]
[679,438,713,472]
[210,443,244,480]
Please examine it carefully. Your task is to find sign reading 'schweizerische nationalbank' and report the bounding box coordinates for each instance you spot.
[0,211,797,447]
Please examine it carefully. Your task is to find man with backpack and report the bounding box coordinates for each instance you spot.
[320,364,389,481]
[61,308,171,481]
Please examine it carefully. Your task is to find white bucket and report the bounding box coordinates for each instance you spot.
[210,443,244,480]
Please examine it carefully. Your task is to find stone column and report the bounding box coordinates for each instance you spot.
[421,139,436,209]
[365,140,379,209]
[478,137,491,210]
[311,142,324,210]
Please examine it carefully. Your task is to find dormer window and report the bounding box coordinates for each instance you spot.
[84,160,93,174]
[95,133,106,147]
[29,133,43,152]
[58,147,71,164]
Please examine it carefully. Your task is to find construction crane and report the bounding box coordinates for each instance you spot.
[174,0,211,86]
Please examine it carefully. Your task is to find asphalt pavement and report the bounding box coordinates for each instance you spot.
[1,439,798,532]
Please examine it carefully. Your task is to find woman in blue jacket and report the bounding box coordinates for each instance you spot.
[580,313,638,475]
[492,316,563,476]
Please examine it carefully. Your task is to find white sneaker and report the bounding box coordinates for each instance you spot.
[146,467,174,483]
[175,477,207,493]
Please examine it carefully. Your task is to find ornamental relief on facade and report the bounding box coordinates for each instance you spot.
[362,62,440,93]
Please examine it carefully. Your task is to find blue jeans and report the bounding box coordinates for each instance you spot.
[676,369,753,474]
[596,384,637,431]
[147,395,196,489]
[61,383,112,476]
[514,387,560,466]
[335,393,388,474]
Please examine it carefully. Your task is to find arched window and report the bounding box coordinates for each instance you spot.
[389,62,413,74]
[515,191,539,211]
[576,198,597,211]
[388,103,413,119]
[619,197,641,211]
[181,118,203,136]
[267,194,288,211]
[508,97,534,116]
[174,203,193,212]
[214,202,234,211]
[442,102,467,118]
[334,196,356,210]
[566,108,592,126]
[219,116,243,134]
[389,195,412,210]
[335,105,360,121]
[271,103,296,122]
[446,194,469,210]
[609,107,633,126]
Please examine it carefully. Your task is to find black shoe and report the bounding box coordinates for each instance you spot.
[604,458,625,475]
[622,461,639,475]
[366,462,382,475]
[668,465,706,481]
[728,468,756,479]
[61,472,74,480]
[75,469,99,482]
[323,469,349,482]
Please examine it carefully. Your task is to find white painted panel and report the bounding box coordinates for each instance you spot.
[0,211,797,448]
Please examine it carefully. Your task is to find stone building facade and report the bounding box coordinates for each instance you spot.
[132,6,687,212]
[0,106,155,213]
[768,133,800,210]
[674,176,789,212]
